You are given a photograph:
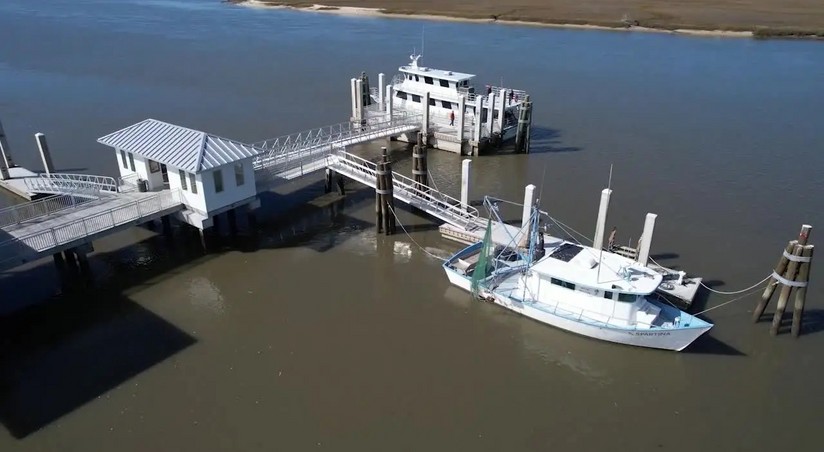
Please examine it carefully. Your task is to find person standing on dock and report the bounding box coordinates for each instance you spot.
[449,110,455,126]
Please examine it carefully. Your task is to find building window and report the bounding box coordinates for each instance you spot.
[603,291,613,300]
[424,76,433,85]
[414,75,419,81]
[411,94,421,103]
[120,150,128,169]
[128,153,135,171]
[550,278,575,290]
[179,169,188,190]
[441,101,452,109]
[439,79,450,88]
[428,98,436,106]
[190,173,197,194]
[396,91,407,100]
[213,169,223,193]
[234,163,245,186]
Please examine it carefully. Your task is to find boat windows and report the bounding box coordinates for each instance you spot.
[396,91,407,100]
[549,243,583,263]
[550,278,576,290]
[617,293,636,303]
[424,76,434,85]
[415,75,419,81]
[411,94,421,103]
[429,98,436,106]
[439,80,450,88]
[442,101,452,109]
[603,290,613,300]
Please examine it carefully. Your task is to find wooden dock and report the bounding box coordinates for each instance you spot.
[0,167,39,200]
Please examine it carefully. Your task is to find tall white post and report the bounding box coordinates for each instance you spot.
[486,91,496,134]
[35,133,55,176]
[521,184,536,229]
[350,78,358,120]
[637,213,657,266]
[378,73,385,111]
[473,96,484,142]
[422,91,430,143]
[461,158,471,210]
[355,79,364,123]
[386,85,394,118]
[592,188,612,250]
[0,118,12,180]
[456,95,466,143]
[497,89,506,132]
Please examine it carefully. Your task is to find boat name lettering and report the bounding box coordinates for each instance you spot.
[628,331,671,337]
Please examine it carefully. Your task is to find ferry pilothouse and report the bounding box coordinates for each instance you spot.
[373,53,530,154]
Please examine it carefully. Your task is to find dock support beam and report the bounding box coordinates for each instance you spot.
[386,85,394,118]
[378,73,385,111]
[412,140,428,192]
[521,184,536,229]
[355,79,364,124]
[0,117,13,180]
[593,188,612,251]
[637,213,657,266]
[35,132,55,176]
[473,96,484,155]
[487,91,496,135]
[161,215,173,237]
[375,147,395,235]
[514,95,533,153]
[350,78,358,121]
[422,91,430,146]
[461,159,471,211]
[456,95,466,145]
[497,89,506,133]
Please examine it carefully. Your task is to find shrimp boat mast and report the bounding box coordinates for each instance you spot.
[442,197,713,351]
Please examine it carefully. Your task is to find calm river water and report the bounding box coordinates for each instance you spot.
[1,0,824,450]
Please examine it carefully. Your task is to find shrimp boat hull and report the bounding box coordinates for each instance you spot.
[444,242,712,352]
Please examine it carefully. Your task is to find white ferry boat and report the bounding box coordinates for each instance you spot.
[443,200,713,352]
[377,54,528,150]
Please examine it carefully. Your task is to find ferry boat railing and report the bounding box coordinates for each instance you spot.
[327,150,485,231]
[0,189,184,269]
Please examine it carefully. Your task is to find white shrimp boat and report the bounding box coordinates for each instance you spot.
[443,199,713,351]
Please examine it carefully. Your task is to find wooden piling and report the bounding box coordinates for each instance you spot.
[514,95,533,153]
[770,243,804,335]
[753,225,812,321]
[34,132,55,176]
[324,168,332,193]
[227,209,238,236]
[375,162,383,233]
[791,245,814,337]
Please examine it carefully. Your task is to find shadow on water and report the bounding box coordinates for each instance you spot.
[753,308,824,337]
[650,252,680,261]
[0,235,204,439]
[683,333,746,356]
[523,126,582,154]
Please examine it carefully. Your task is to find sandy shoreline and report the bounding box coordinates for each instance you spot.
[237,0,824,40]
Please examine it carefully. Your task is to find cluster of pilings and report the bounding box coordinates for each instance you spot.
[753,224,815,337]
[412,132,428,192]
[514,95,533,154]
[374,147,396,235]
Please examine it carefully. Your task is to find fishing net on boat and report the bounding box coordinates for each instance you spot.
[471,218,494,298]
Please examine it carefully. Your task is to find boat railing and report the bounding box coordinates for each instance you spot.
[499,285,686,330]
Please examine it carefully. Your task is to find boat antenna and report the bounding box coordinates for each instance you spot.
[608,163,614,190]
[421,24,425,59]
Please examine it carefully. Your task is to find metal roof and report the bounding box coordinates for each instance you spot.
[97,119,263,173]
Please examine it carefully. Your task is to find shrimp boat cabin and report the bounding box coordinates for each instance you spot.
[443,207,713,351]
[376,54,529,154]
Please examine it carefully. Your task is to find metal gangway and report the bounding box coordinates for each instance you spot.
[252,111,421,186]
[326,150,486,231]
[0,173,184,271]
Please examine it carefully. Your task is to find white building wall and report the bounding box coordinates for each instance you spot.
[201,160,257,214]
[167,165,207,214]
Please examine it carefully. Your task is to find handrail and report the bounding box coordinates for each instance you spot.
[0,189,183,267]
[24,173,119,196]
[328,151,484,230]
[0,194,97,229]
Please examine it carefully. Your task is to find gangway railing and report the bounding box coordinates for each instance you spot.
[327,150,485,231]
[253,111,421,182]
[0,189,183,269]
[24,173,119,196]
[0,194,97,229]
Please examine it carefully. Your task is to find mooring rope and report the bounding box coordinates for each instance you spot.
[692,286,766,316]
[386,204,447,262]
[647,255,773,296]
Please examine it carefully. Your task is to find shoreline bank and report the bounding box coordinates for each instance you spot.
[235,0,824,41]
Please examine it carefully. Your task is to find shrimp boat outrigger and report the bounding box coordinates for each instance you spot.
[443,197,713,351]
